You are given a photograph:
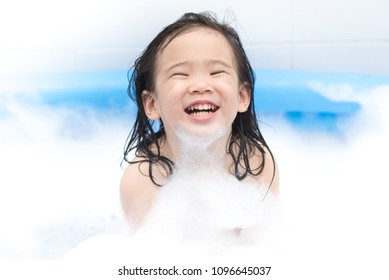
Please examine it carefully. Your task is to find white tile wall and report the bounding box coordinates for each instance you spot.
[1,0,388,76]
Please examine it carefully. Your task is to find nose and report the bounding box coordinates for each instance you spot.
[188,75,213,94]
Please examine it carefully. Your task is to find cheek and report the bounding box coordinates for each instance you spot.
[155,86,186,111]
[154,96,181,120]
[218,83,241,104]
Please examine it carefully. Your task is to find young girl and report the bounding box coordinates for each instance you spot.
[120,12,279,230]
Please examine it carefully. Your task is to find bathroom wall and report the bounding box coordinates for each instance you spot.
[1,0,388,76]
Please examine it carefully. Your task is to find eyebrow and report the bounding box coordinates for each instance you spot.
[167,61,189,72]
[208,59,233,69]
[166,59,233,72]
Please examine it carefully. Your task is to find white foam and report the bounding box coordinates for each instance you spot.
[1,81,389,278]
[0,94,127,259]
[117,120,283,256]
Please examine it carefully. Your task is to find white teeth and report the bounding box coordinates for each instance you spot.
[186,103,218,116]
[192,111,209,117]
[188,104,215,111]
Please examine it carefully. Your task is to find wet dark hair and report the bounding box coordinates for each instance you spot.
[123,12,275,192]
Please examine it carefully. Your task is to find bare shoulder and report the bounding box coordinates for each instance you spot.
[228,141,279,195]
[119,158,160,228]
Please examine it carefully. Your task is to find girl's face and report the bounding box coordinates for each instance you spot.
[143,27,250,143]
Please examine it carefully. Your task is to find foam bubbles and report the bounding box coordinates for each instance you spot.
[172,122,230,157]
[0,94,126,259]
[1,78,389,278]
[131,121,282,253]
[142,165,273,239]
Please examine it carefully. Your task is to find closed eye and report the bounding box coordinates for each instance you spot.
[172,73,189,77]
[210,71,225,76]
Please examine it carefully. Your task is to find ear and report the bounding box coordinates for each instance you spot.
[238,82,251,113]
[142,90,160,120]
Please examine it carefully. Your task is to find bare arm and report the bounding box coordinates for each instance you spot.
[120,161,159,229]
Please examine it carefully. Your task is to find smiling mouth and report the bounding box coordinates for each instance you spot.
[184,104,219,117]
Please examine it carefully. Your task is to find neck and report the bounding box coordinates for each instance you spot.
[163,126,231,169]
